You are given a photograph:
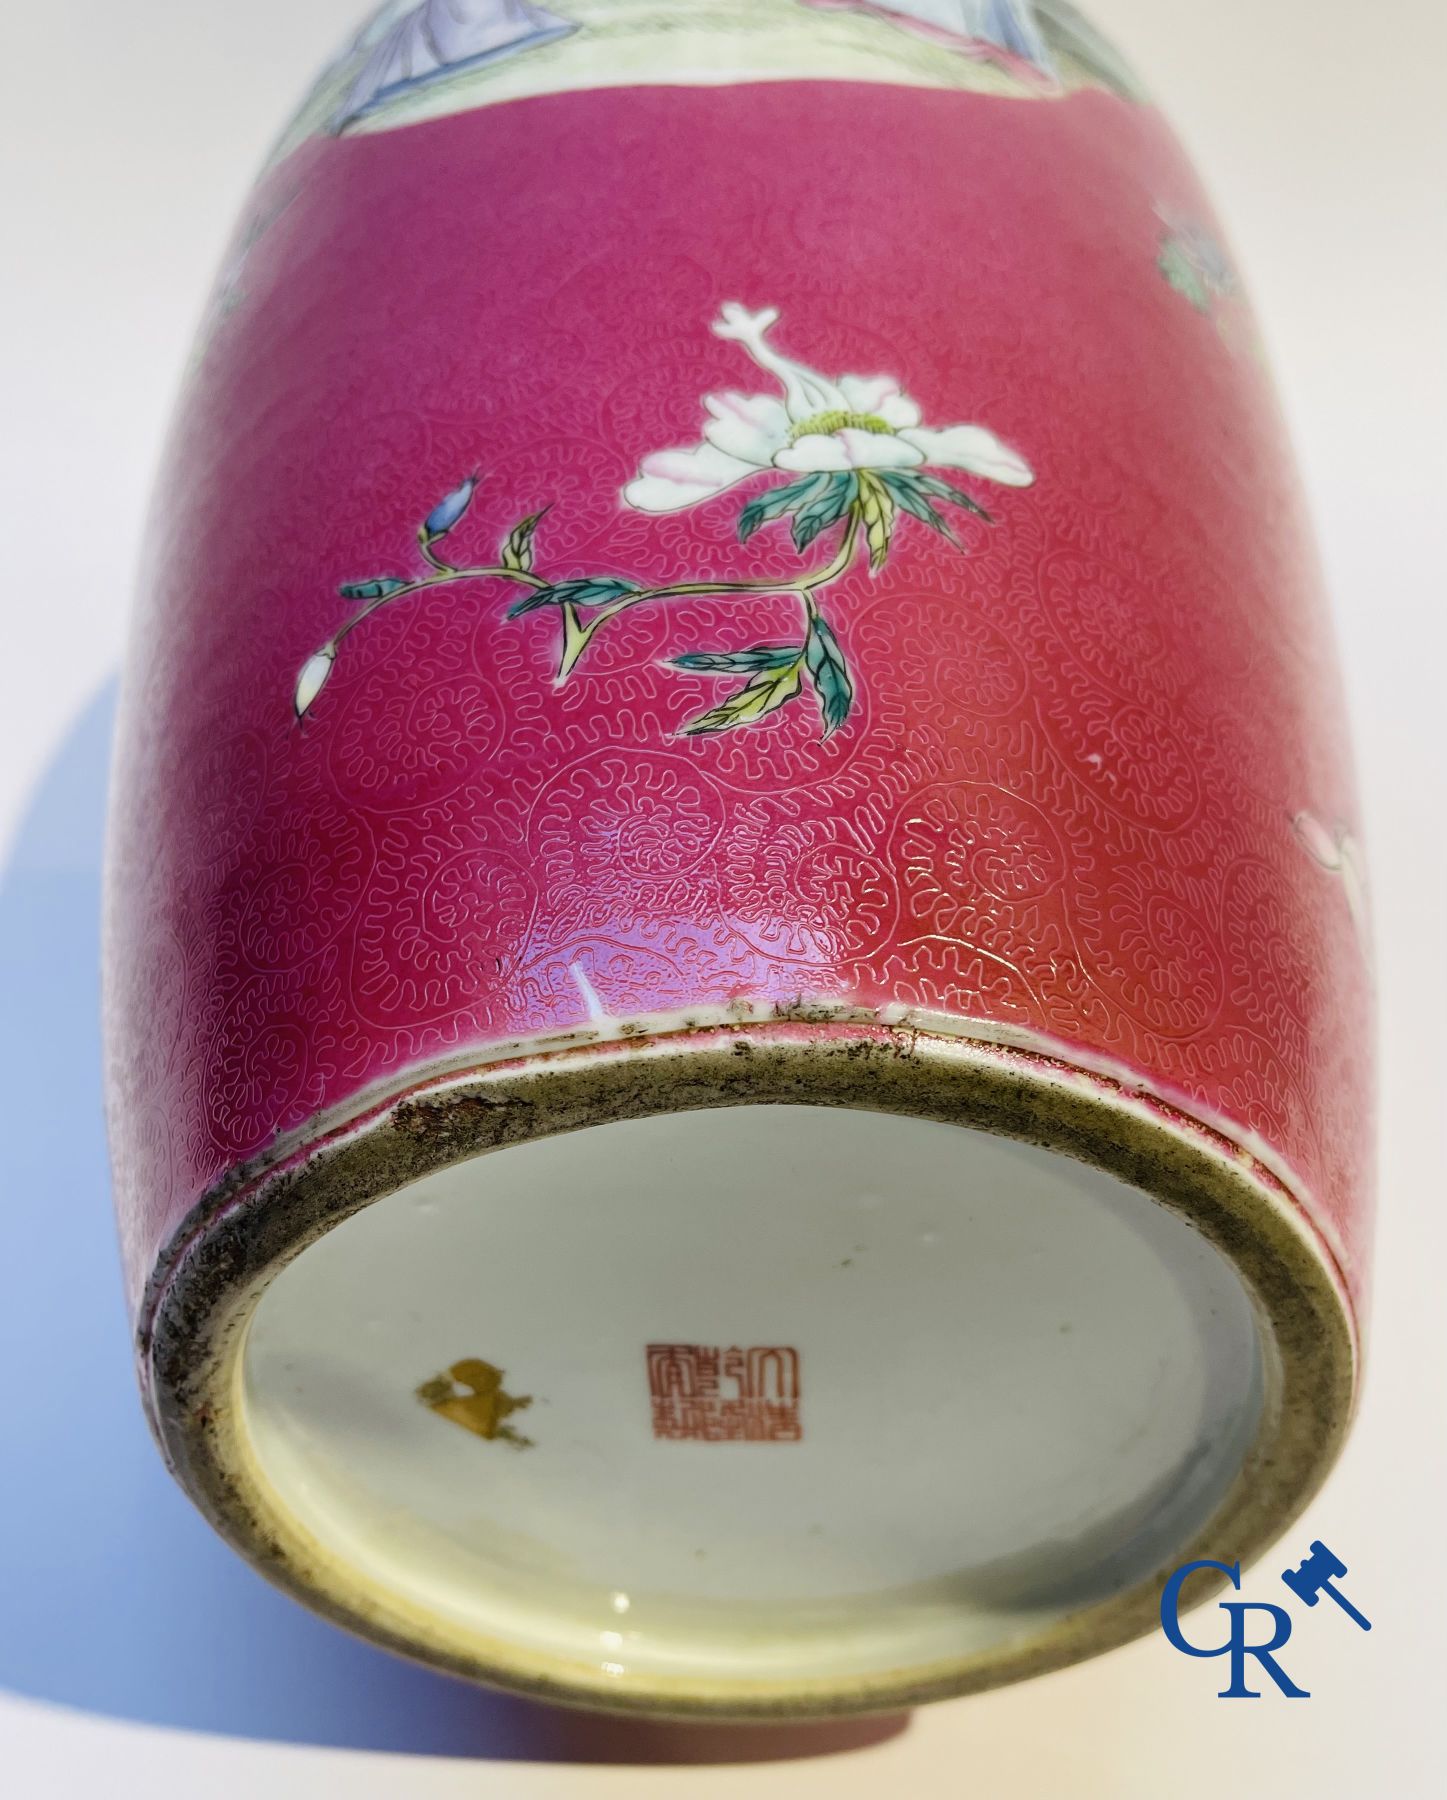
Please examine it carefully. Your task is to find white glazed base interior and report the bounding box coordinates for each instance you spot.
[240,1104,1264,1693]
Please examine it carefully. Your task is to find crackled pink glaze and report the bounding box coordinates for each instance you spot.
[105,76,1371,1318]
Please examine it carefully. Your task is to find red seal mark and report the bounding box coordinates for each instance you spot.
[646,1344,802,1442]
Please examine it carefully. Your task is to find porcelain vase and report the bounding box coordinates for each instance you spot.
[103,0,1372,1719]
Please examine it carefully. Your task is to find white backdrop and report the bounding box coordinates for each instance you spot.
[1,2,1443,1793]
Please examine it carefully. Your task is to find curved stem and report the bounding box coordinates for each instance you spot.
[332,561,548,647]
[328,508,860,660]
[633,512,859,605]
[551,513,859,688]
[418,532,454,573]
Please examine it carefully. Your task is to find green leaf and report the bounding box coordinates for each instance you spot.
[877,471,960,546]
[912,473,994,524]
[556,601,596,682]
[792,472,858,552]
[500,507,548,573]
[679,658,802,736]
[338,577,407,600]
[672,646,801,674]
[855,470,896,572]
[738,473,829,543]
[804,614,854,735]
[508,576,637,619]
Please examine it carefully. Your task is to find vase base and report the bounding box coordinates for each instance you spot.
[144,1017,1354,1718]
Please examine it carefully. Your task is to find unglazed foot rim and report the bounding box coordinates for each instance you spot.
[140,1014,1356,1721]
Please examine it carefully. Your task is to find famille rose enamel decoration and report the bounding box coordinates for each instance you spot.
[105,0,1372,1719]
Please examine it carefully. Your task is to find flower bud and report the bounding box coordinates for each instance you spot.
[293,643,337,719]
[422,473,479,541]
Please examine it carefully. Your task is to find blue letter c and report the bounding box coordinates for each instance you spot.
[1160,1559,1241,1656]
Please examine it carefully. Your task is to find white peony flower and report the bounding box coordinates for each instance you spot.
[624,303,1034,514]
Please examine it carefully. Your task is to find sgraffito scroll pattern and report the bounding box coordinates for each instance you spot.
[104,78,1371,1314]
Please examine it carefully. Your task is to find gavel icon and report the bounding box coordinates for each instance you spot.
[1281,1540,1372,1630]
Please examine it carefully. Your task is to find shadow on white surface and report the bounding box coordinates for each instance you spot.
[0,684,906,1766]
